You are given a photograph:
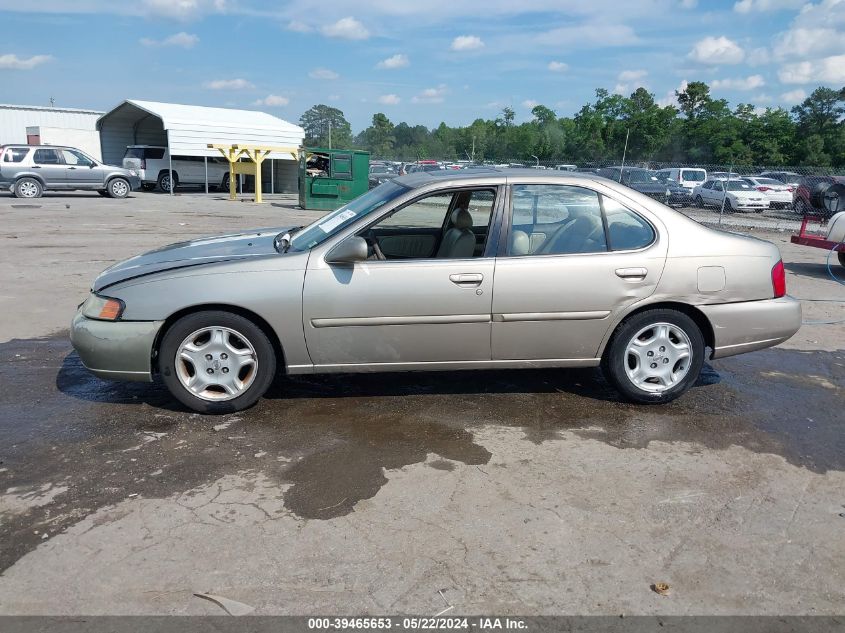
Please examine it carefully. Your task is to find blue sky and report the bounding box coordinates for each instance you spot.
[0,0,842,132]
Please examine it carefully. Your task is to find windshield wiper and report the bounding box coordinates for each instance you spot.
[274,226,302,254]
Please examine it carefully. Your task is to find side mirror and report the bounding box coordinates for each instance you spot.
[326,236,368,264]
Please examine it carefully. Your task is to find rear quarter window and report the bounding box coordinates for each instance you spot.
[3,147,29,162]
[602,197,655,251]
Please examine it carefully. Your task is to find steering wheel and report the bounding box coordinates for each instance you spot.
[365,229,387,261]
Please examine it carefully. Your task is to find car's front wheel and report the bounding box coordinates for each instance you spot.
[695,195,704,208]
[601,309,705,404]
[15,177,43,199]
[159,311,276,413]
[107,177,130,198]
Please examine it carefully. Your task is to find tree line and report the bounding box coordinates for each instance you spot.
[299,82,845,168]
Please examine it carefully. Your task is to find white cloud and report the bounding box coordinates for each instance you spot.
[657,80,688,108]
[328,94,340,101]
[321,16,369,40]
[618,69,647,82]
[451,35,484,51]
[377,54,409,69]
[773,27,845,61]
[309,67,339,80]
[412,84,447,103]
[734,0,802,12]
[535,23,637,48]
[253,94,289,107]
[204,78,254,90]
[780,89,807,103]
[688,36,745,64]
[779,54,845,83]
[139,31,199,48]
[522,99,539,109]
[378,94,401,105]
[0,54,52,70]
[286,20,312,33]
[141,0,227,20]
[548,61,568,72]
[711,74,765,90]
[747,47,770,66]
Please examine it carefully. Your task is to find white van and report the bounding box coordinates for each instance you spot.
[122,145,230,192]
[656,167,707,193]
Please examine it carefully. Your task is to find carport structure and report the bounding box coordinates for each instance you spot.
[97,100,304,195]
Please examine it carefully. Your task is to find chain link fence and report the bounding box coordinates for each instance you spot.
[372,158,844,220]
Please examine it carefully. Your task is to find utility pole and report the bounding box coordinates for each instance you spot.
[49,97,55,108]
[328,119,332,149]
[619,128,631,182]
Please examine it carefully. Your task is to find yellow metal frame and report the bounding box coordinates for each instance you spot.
[208,144,299,203]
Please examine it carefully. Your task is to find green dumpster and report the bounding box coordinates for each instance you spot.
[298,148,370,211]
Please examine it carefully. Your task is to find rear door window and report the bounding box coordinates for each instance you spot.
[33,149,61,164]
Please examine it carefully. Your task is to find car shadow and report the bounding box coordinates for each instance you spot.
[784,261,839,281]
[56,348,721,410]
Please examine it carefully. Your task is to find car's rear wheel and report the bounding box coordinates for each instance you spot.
[695,195,704,208]
[159,311,276,413]
[221,173,231,192]
[838,252,845,268]
[15,177,42,199]
[157,171,177,193]
[107,177,130,199]
[97,190,109,197]
[601,309,705,404]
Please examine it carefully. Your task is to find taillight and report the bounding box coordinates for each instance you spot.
[771,260,786,298]
[140,159,146,169]
[757,186,770,192]
[787,186,794,192]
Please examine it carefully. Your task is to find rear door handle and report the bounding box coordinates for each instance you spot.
[68,166,77,170]
[449,273,483,285]
[615,267,648,280]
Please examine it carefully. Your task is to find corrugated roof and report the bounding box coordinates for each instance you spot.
[98,99,304,159]
[0,104,105,115]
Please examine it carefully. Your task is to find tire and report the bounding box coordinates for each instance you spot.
[97,190,109,197]
[723,198,734,213]
[221,173,231,193]
[159,311,277,414]
[157,171,177,193]
[107,177,130,199]
[601,309,705,405]
[142,183,156,192]
[15,177,43,199]
[794,198,809,216]
[839,252,845,268]
[695,195,704,208]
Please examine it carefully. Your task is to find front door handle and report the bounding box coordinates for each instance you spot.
[449,273,483,286]
[615,267,648,280]
[67,166,77,170]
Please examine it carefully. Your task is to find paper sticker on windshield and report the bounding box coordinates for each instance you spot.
[318,210,356,233]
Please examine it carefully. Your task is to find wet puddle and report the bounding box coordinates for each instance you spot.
[0,334,842,571]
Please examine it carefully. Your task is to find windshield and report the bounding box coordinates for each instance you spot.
[124,147,144,159]
[681,170,706,182]
[726,181,752,191]
[289,180,408,251]
[626,170,657,184]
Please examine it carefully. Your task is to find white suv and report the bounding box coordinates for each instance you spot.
[122,146,230,192]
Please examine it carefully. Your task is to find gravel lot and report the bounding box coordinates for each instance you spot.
[0,190,843,615]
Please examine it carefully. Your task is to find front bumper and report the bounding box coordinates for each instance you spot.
[700,296,802,359]
[70,310,164,382]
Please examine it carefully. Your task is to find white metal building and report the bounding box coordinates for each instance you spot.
[0,104,104,159]
[98,100,305,193]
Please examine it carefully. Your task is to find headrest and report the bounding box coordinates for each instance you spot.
[450,207,473,230]
[510,230,529,256]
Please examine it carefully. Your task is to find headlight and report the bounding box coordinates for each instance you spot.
[82,294,125,321]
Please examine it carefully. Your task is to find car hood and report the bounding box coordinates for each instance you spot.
[627,182,669,194]
[93,227,294,292]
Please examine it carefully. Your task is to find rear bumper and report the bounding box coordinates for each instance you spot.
[700,297,802,359]
[69,310,163,382]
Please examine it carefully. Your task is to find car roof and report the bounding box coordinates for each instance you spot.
[396,168,609,188]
